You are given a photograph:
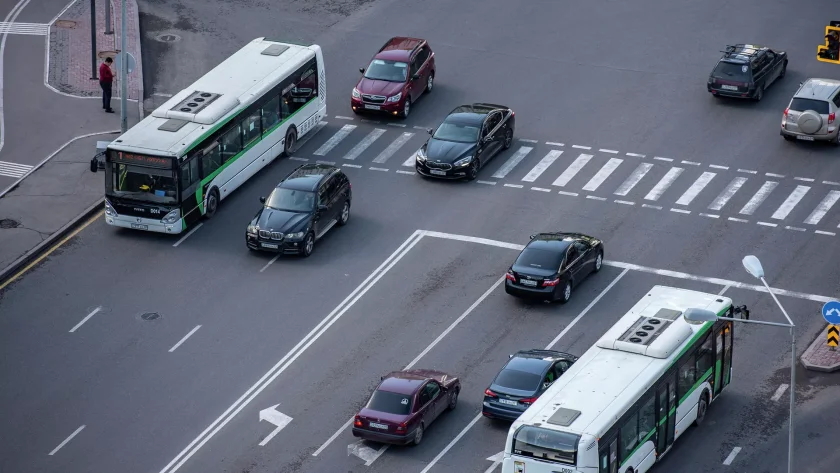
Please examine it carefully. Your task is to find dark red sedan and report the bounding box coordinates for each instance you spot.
[352,369,460,446]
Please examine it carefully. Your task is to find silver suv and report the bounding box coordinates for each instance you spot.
[781,78,840,145]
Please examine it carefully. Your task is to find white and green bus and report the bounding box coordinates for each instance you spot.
[101,37,326,234]
[502,286,749,473]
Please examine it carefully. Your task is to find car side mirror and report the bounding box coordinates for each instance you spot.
[381,376,385,381]
[318,204,328,212]
[508,354,513,358]
[259,196,266,204]
[529,234,536,240]
[427,128,434,135]
[542,382,552,390]
[412,73,420,81]
[359,67,365,74]
[799,81,803,87]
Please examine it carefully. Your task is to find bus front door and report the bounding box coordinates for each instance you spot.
[655,375,676,455]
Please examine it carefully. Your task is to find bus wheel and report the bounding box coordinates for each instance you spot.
[284,127,298,157]
[695,391,709,425]
[204,188,219,219]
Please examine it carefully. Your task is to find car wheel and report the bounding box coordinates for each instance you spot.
[337,201,350,226]
[400,98,411,119]
[447,389,459,411]
[301,232,315,257]
[426,73,434,93]
[754,86,764,102]
[559,280,572,303]
[780,62,787,78]
[466,160,479,181]
[413,424,424,445]
[284,127,298,157]
[204,188,219,219]
[593,250,603,273]
[695,392,709,426]
[503,128,513,150]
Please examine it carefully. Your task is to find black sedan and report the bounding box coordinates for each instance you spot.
[245,164,351,257]
[707,44,787,101]
[482,349,577,421]
[505,232,604,303]
[415,103,515,180]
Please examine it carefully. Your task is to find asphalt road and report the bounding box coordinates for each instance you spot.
[2,0,840,472]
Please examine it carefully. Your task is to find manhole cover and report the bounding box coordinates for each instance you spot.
[54,20,77,28]
[140,312,161,320]
[155,34,181,43]
[0,219,20,229]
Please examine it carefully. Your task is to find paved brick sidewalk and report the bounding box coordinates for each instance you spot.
[800,324,840,372]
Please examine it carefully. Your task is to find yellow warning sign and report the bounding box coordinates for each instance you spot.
[828,325,839,347]
[818,24,840,64]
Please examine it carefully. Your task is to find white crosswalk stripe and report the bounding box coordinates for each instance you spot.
[342,128,385,160]
[552,154,592,187]
[403,149,420,167]
[522,150,563,182]
[373,132,414,163]
[614,163,653,196]
[771,185,810,220]
[0,160,33,178]
[740,181,778,215]
[582,158,623,192]
[492,146,533,179]
[314,124,356,156]
[804,190,840,225]
[0,22,50,35]
[644,167,683,201]
[675,171,716,206]
[709,177,747,211]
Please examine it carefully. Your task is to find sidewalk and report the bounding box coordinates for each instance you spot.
[801,324,840,372]
[0,0,143,285]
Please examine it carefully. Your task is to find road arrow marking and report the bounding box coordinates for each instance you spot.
[347,440,382,464]
[258,404,292,446]
[484,451,504,473]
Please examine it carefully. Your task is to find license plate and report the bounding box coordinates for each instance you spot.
[429,169,446,176]
[369,422,388,429]
[499,399,518,406]
[796,135,815,141]
[261,242,279,249]
[520,279,538,287]
[130,223,148,230]
[721,85,738,91]
[364,104,380,110]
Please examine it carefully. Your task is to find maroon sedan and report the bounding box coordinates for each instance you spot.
[351,36,435,119]
[352,369,460,446]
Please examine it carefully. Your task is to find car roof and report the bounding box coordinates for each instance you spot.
[795,78,840,101]
[374,37,425,61]
[445,103,510,125]
[719,44,767,63]
[378,371,428,395]
[524,232,589,252]
[279,163,336,191]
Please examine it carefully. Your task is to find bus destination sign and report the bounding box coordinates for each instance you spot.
[113,152,172,168]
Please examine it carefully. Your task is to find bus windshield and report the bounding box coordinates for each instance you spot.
[107,162,178,204]
[512,426,579,465]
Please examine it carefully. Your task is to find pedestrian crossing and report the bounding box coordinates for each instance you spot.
[293,120,840,233]
[0,160,33,179]
[0,22,50,36]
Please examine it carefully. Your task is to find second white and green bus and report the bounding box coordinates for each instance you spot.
[502,285,748,473]
[101,37,326,234]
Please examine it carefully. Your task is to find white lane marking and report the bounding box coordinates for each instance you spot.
[681,160,700,166]
[709,177,747,211]
[504,183,523,188]
[572,144,591,150]
[794,177,815,182]
[386,122,406,128]
[314,124,356,156]
[723,446,742,465]
[258,405,293,447]
[582,158,623,192]
[477,180,496,185]
[770,384,789,401]
[644,167,684,201]
[484,452,503,473]
[322,277,507,464]
[288,157,308,162]
[586,195,606,201]
[823,180,840,186]
[152,92,173,98]
[816,230,836,236]
[552,154,592,187]
[771,185,810,220]
[614,162,653,196]
[0,21,49,35]
[48,425,85,456]
[492,146,533,179]
[69,307,102,333]
[626,152,645,158]
[413,125,428,130]
[519,138,538,143]
[169,325,202,352]
[670,208,691,214]
[545,141,564,147]
[421,230,836,302]
[766,172,785,178]
[654,156,673,162]
[728,217,748,223]
[295,121,328,149]
[600,148,618,154]
[699,213,719,219]
[804,190,840,225]
[342,164,362,168]
[341,128,385,160]
[615,200,634,205]
[785,226,806,232]
[396,170,415,175]
[0,160,33,178]
[369,167,388,172]
[531,186,550,192]
[757,221,777,227]
[738,169,758,174]
[334,115,354,120]
[347,441,382,464]
[739,181,778,215]
[675,171,716,206]
[259,255,280,273]
[160,231,425,473]
[642,204,662,210]
[172,223,203,248]
[522,150,563,182]
[360,119,379,124]
[373,132,414,163]
[558,190,578,197]
[419,269,630,473]
[709,164,729,170]
[402,149,420,167]
[718,285,731,295]
[315,160,335,165]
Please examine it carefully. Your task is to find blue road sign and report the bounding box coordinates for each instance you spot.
[822,300,840,324]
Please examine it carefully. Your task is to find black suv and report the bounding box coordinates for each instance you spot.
[707,44,787,101]
[482,349,578,421]
[246,164,351,257]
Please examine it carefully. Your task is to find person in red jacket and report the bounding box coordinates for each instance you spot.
[99,57,114,113]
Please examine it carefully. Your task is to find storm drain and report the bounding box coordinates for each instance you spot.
[155,33,181,43]
[54,20,77,28]
[0,219,20,229]
[140,312,161,321]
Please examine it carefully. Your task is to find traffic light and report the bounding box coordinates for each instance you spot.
[817,22,840,64]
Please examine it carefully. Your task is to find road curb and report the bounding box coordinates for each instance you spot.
[0,199,103,288]
[799,323,840,372]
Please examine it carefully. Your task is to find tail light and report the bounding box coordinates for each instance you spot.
[485,388,498,398]
[783,108,789,117]
[353,415,362,427]
[543,278,560,287]
[829,112,836,125]
[396,423,407,433]
[520,397,539,405]
[505,270,516,282]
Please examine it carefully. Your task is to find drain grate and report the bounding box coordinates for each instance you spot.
[54,20,77,28]
[140,312,161,321]
[0,219,20,229]
[155,34,181,43]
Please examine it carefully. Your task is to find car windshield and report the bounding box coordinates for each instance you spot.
[494,369,542,391]
[107,163,177,204]
[265,188,315,212]
[516,247,566,270]
[366,389,412,415]
[433,121,480,143]
[713,61,750,80]
[364,59,408,82]
[790,97,830,114]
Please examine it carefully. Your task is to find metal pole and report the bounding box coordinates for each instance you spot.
[759,277,796,327]
[119,0,128,133]
[788,328,795,473]
[89,0,97,79]
[105,0,113,35]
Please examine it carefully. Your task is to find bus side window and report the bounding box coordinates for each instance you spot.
[201,143,222,178]
[262,95,281,133]
[695,334,714,376]
[220,125,242,163]
[677,357,696,400]
[241,111,261,147]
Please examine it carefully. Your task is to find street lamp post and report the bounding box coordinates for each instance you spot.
[683,254,795,473]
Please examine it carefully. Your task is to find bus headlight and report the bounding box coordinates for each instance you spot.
[104,199,117,217]
[285,231,305,239]
[247,225,258,235]
[161,209,181,224]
